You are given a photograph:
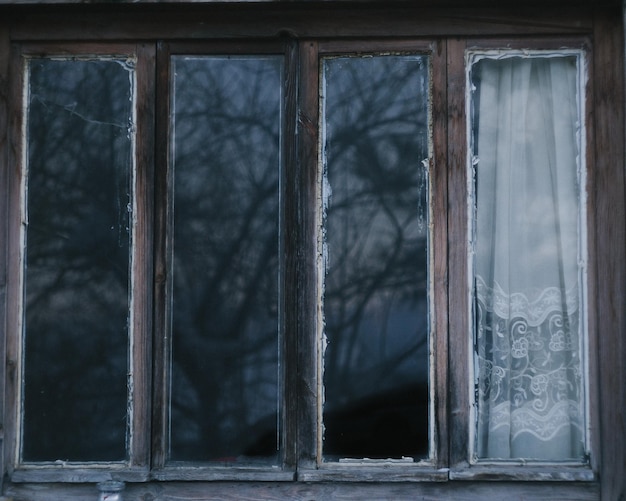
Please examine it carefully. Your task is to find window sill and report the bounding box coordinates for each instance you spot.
[11,465,150,483]
[151,465,295,482]
[298,463,449,482]
[12,464,296,483]
[2,479,602,501]
[449,464,595,482]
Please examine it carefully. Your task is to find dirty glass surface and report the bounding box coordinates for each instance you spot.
[170,56,282,463]
[22,58,133,462]
[321,55,430,460]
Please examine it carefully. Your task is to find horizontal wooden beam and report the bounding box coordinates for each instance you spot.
[1,5,594,41]
[4,480,601,501]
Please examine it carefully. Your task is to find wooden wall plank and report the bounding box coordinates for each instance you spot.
[4,480,601,501]
[3,6,593,42]
[592,6,626,501]
[0,20,9,492]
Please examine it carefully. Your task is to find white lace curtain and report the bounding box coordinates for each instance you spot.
[472,55,586,460]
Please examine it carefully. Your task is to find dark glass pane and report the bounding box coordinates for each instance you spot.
[322,55,430,460]
[23,59,133,462]
[170,56,281,463]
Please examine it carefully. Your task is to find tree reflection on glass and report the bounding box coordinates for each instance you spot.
[322,55,430,460]
[170,57,282,463]
[23,59,133,462]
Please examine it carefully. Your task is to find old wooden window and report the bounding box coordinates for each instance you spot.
[11,44,154,478]
[1,4,623,499]
[10,38,592,476]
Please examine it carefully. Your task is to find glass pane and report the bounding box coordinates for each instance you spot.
[321,55,430,460]
[170,56,281,463]
[22,58,134,462]
[470,54,587,460]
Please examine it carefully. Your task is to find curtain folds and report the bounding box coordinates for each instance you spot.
[472,55,586,460]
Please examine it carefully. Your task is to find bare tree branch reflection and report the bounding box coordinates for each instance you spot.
[170,57,281,462]
[23,53,432,464]
[23,59,133,462]
[322,56,430,459]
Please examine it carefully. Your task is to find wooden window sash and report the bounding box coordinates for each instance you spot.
[447,36,597,481]
[6,42,154,483]
[151,40,296,482]
[296,39,449,483]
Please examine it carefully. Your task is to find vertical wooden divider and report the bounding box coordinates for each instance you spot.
[446,37,470,470]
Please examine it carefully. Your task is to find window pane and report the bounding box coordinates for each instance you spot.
[470,54,587,460]
[22,58,134,462]
[321,55,430,460]
[170,56,281,463]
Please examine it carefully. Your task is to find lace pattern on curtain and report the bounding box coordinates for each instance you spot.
[475,275,584,458]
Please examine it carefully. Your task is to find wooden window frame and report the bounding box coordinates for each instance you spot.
[152,40,296,481]
[0,3,623,500]
[295,38,449,483]
[447,38,596,482]
[5,42,155,484]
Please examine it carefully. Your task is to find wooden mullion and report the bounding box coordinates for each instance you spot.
[5,42,25,479]
[430,37,449,470]
[151,40,171,470]
[294,39,319,470]
[445,36,470,470]
[130,41,156,471]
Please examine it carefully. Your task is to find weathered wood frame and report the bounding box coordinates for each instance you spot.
[0,3,622,500]
[4,42,155,484]
[295,39,450,483]
[448,37,597,483]
[151,40,297,482]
